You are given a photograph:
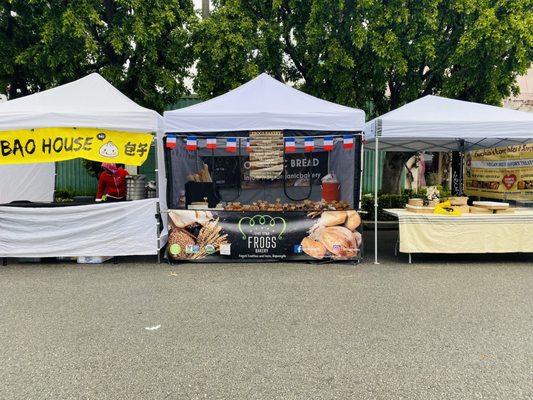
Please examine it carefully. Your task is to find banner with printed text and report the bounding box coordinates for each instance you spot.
[0,127,153,165]
[464,143,533,200]
[167,209,362,262]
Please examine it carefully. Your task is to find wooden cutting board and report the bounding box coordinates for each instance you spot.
[406,205,435,214]
[472,201,509,210]
[452,205,470,214]
[495,208,515,214]
[469,206,493,214]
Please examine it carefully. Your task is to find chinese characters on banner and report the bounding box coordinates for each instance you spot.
[464,143,533,200]
[0,127,153,165]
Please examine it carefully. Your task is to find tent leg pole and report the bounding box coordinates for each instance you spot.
[374,136,379,265]
[154,134,163,259]
[459,140,465,196]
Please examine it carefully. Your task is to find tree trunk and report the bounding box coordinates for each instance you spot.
[380,152,413,194]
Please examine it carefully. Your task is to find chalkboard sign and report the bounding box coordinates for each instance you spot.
[451,151,463,195]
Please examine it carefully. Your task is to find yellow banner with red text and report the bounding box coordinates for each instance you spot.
[464,143,533,200]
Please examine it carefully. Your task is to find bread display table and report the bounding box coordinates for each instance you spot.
[384,208,533,263]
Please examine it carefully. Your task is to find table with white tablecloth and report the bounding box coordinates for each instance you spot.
[384,208,533,262]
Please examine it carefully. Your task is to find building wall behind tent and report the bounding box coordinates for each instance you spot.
[0,163,55,203]
[56,159,98,196]
[166,96,201,111]
[138,144,157,181]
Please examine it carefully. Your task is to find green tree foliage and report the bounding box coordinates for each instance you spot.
[191,0,285,98]
[194,0,532,192]
[196,0,532,111]
[0,0,196,111]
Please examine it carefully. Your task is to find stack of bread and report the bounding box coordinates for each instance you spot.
[187,163,212,183]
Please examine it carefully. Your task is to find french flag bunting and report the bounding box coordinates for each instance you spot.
[245,138,252,153]
[304,137,314,152]
[285,137,296,153]
[206,137,217,150]
[185,135,197,151]
[323,136,334,151]
[343,135,354,149]
[226,137,237,153]
[166,135,177,149]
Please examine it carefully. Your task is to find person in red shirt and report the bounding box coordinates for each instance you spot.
[95,163,129,202]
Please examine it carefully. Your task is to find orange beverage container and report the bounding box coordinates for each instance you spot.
[321,172,340,201]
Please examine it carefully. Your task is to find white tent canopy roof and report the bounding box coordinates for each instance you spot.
[164,73,365,133]
[0,73,160,132]
[364,95,533,151]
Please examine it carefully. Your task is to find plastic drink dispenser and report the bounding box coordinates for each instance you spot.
[321,172,340,202]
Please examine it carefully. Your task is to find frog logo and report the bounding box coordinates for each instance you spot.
[238,215,287,239]
[99,141,119,158]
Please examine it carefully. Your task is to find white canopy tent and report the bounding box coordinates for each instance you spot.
[364,95,533,264]
[0,73,166,206]
[163,73,365,210]
[0,73,168,257]
[164,73,365,132]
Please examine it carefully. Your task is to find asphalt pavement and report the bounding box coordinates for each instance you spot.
[0,230,532,399]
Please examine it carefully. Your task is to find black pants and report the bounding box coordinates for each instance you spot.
[105,197,125,203]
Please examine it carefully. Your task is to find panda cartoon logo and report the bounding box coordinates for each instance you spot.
[99,141,119,158]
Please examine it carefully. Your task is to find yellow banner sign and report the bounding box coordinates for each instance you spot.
[464,143,533,200]
[0,127,153,166]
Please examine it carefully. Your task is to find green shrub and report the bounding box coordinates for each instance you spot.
[361,192,409,221]
[54,188,75,202]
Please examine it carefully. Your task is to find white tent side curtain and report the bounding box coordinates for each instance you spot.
[0,163,55,203]
[0,199,159,257]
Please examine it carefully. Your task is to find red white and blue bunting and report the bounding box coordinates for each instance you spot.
[166,135,177,149]
[343,135,354,149]
[226,137,237,153]
[174,135,358,152]
[185,135,197,151]
[323,136,334,151]
[304,137,314,152]
[284,137,296,153]
[206,137,217,149]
